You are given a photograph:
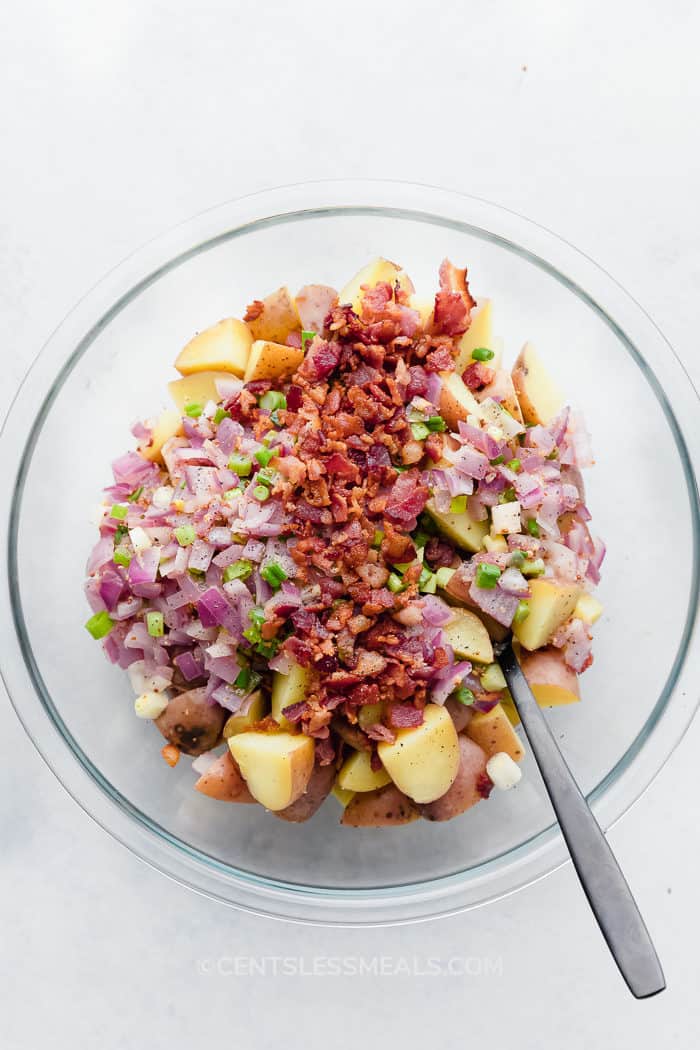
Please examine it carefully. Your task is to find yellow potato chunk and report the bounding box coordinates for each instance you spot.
[168,371,234,412]
[574,593,604,625]
[467,703,525,762]
[332,784,356,808]
[377,704,460,804]
[244,340,305,383]
[454,299,498,372]
[174,318,253,378]
[339,257,412,313]
[439,372,482,433]
[475,368,523,422]
[409,295,434,328]
[511,342,564,425]
[246,287,301,344]
[338,749,391,793]
[513,579,582,651]
[138,409,183,463]
[228,731,314,811]
[271,662,311,730]
[425,497,489,554]
[442,610,494,665]
[518,647,581,706]
[358,702,385,731]
[222,691,268,739]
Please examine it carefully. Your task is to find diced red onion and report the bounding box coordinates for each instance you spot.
[431,661,473,705]
[197,587,231,628]
[419,595,453,627]
[498,566,530,597]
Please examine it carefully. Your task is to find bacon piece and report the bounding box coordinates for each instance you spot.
[386,703,424,728]
[384,469,429,526]
[425,345,455,373]
[432,259,476,337]
[298,338,341,382]
[462,361,495,391]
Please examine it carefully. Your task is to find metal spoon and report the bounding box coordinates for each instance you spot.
[497,639,666,999]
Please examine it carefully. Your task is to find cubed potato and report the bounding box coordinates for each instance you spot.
[246,286,301,343]
[341,783,420,827]
[228,730,315,811]
[500,690,520,726]
[475,368,523,422]
[511,342,563,425]
[194,750,256,803]
[138,409,183,464]
[339,257,412,313]
[439,372,482,433]
[409,295,434,328]
[168,371,234,413]
[244,339,305,383]
[271,662,311,730]
[454,299,498,372]
[222,691,268,739]
[294,284,338,332]
[337,749,391,793]
[274,761,336,823]
[574,593,604,625]
[357,701,385,731]
[332,784,356,808]
[175,318,253,378]
[513,579,582,651]
[377,704,460,804]
[518,647,581,706]
[425,497,489,554]
[466,703,525,762]
[420,735,489,822]
[442,610,494,664]
[155,688,227,756]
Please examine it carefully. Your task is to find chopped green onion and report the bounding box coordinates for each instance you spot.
[113,549,131,568]
[450,496,468,514]
[412,530,429,549]
[85,610,114,640]
[490,455,505,466]
[174,525,196,547]
[509,549,527,568]
[513,600,530,625]
[253,485,270,502]
[260,561,288,590]
[110,503,128,520]
[507,458,521,472]
[454,685,475,706]
[418,566,437,594]
[127,486,144,503]
[372,529,384,549]
[410,422,430,441]
[471,347,495,362]
[223,488,240,501]
[387,573,405,594]
[301,330,316,351]
[255,467,278,488]
[426,415,447,432]
[475,562,502,589]
[242,626,259,644]
[184,401,203,418]
[259,390,287,413]
[249,607,266,627]
[255,640,279,660]
[521,557,545,578]
[235,668,251,691]
[435,566,456,588]
[188,568,206,580]
[214,407,231,424]
[255,447,274,468]
[146,611,164,637]
[526,518,540,538]
[113,525,128,544]
[498,486,517,504]
[223,560,253,583]
[228,454,252,477]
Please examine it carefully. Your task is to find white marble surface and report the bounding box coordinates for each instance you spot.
[2,2,699,1046]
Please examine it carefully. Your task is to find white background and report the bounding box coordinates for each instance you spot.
[1,2,699,1046]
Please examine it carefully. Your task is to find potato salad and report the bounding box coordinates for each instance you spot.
[84,258,605,826]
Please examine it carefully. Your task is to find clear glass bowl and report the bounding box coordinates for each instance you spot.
[1,181,698,925]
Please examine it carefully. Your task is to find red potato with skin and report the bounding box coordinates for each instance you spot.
[341,783,421,827]
[295,285,338,332]
[420,736,490,822]
[518,646,581,706]
[445,695,474,734]
[155,688,227,756]
[194,750,256,803]
[474,368,524,422]
[274,761,337,823]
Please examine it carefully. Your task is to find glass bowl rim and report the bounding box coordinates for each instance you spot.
[1,178,699,925]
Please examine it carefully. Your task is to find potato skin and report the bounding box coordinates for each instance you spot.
[195,750,256,803]
[273,761,336,823]
[420,736,489,822]
[155,688,226,756]
[341,783,420,827]
[445,695,474,734]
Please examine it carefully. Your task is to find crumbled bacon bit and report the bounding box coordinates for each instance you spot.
[462,361,495,391]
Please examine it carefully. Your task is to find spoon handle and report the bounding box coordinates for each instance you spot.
[499,641,665,999]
